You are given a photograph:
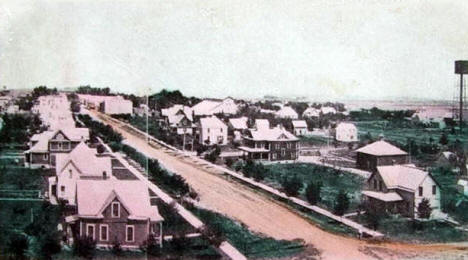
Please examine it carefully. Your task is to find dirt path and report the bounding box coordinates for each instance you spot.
[92,111,467,260]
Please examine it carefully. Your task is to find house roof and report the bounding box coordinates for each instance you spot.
[76,179,163,222]
[362,190,403,202]
[376,165,433,191]
[255,119,270,130]
[292,120,307,128]
[57,128,90,142]
[192,99,224,116]
[356,140,407,156]
[302,107,320,117]
[161,105,193,120]
[336,122,357,131]
[321,106,336,114]
[276,106,298,118]
[200,116,227,129]
[247,126,298,142]
[229,117,248,129]
[55,142,112,178]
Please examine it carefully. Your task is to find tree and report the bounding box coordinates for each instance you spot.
[305,181,322,205]
[334,190,350,216]
[140,234,160,256]
[281,175,303,197]
[417,198,432,219]
[39,232,61,260]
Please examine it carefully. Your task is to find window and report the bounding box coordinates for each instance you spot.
[272,153,277,160]
[102,171,107,179]
[111,202,120,218]
[281,148,285,157]
[432,185,436,195]
[58,143,62,150]
[378,181,383,191]
[126,225,134,242]
[373,180,377,190]
[418,187,423,196]
[43,154,48,160]
[69,169,73,178]
[220,128,223,133]
[100,225,108,241]
[61,186,65,192]
[207,128,210,133]
[86,224,95,240]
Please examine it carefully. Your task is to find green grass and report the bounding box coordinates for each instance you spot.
[264,163,366,212]
[191,207,305,259]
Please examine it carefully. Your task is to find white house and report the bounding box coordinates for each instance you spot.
[49,142,112,205]
[334,122,358,142]
[198,116,228,145]
[228,117,248,141]
[302,107,320,118]
[254,119,270,130]
[275,106,298,119]
[457,178,468,196]
[99,96,133,115]
[192,97,238,116]
[292,120,307,136]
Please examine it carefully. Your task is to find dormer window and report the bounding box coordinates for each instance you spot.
[111,202,120,218]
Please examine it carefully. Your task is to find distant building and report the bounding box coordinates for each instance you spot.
[198,116,228,145]
[436,151,457,168]
[192,97,238,116]
[334,122,358,142]
[24,128,90,168]
[275,106,298,119]
[355,140,408,171]
[362,165,441,218]
[163,105,195,135]
[321,106,336,115]
[411,109,451,129]
[292,120,307,136]
[254,119,270,130]
[302,107,320,118]
[239,125,299,161]
[99,96,133,115]
[66,179,164,249]
[228,117,248,141]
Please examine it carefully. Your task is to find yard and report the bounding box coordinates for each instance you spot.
[263,163,366,213]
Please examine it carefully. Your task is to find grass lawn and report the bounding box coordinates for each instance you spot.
[264,163,366,212]
[190,207,305,259]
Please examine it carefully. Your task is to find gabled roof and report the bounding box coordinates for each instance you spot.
[275,106,298,118]
[321,106,336,114]
[356,140,407,156]
[161,105,193,120]
[302,107,320,117]
[336,122,357,131]
[76,179,163,222]
[229,117,248,129]
[292,120,307,128]
[192,100,222,116]
[376,165,436,192]
[362,190,403,202]
[255,119,270,130]
[55,142,111,178]
[247,126,298,141]
[199,116,227,129]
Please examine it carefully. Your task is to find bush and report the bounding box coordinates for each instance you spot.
[333,190,349,216]
[140,234,160,256]
[204,146,221,163]
[417,198,432,219]
[73,236,96,259]
[281,175,303,197]
[225,158,234,168]
[7,233,28,259]
[305,181,321,205]
[111,239,122,256]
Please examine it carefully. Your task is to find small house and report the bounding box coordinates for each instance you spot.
[292,120,307,136]
[275,106,298,119]
[355,140,408,171]
[198,116,228,145]
[334,122,358,142]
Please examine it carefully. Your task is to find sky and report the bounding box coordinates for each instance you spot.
[1,0,468,101]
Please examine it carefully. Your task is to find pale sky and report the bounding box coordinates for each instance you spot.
[1,0,467,100]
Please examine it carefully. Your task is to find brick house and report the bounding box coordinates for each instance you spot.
[24,128,90,168]
[66,179,164,249]
[355,140,408,171]
[239,125,299,161]
[362,165,441,218]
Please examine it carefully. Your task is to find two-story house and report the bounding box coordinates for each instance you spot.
[198,116,228,145]
[362,165,441,218]
[24,127,90,168]
[239,125,299,161]
[48,142,112,206]
[66,179,164,249]
[355,140,409,171]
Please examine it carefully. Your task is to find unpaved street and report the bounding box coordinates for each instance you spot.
[92,111,467,260]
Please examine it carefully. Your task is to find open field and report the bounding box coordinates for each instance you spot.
[92,109,468,260]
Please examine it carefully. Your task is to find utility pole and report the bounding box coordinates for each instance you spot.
[146,89,149,179]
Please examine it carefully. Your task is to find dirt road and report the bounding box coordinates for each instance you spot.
[92,111,467,260]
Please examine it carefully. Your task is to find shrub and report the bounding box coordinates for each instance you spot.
[225,158,234,168]
[140,234,160,256]
[73,236,96,259]
[7,233,28,259]
[305,181,322,205]
[334,190,349,216]
[281,175,303,197]
[111,239,122,256]
[417,198,432,219]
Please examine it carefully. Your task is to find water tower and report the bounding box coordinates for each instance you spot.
[455,60,468,132]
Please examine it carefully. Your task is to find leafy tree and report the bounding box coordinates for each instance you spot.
[140,234,160,256]
[417,198,432,219]
[38,232,61,260]
[281,175,303,197]
[204,145,221,163]
[305,181,322,205]
[334,190,350,216]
